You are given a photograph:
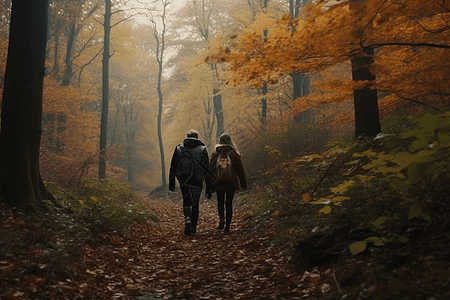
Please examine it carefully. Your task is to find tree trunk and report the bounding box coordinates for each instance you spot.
[99,0,111,179]
[261,0,269,130]
[291,0,311,124]
[349,0,381,137]
[61,24,76,86]
[60,3,99,86]
[213,88,224,140]
[210,63,224,141]
[52,25,60,78]
[157,79,166,187]
[351,48,381,137]
[261,83,267,130]
[0,0,52,210]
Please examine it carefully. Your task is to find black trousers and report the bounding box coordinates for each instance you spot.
[181,185,202,229]
[217,190,235,228]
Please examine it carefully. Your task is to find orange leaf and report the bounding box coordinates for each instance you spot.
[302,193,311,203]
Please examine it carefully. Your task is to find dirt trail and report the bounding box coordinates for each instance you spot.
[82,195,323,300]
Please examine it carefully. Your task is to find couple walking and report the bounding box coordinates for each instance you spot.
[169,129,247,235]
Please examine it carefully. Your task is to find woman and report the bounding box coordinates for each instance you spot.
[210,134,247,233]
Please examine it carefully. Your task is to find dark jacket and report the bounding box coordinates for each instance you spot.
[210,144,247,192]
[169,137,213,190]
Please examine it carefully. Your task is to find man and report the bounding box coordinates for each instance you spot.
[169,129,213,235]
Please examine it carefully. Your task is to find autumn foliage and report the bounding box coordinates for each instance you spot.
[207,0,450,124]
[40,78,99,184]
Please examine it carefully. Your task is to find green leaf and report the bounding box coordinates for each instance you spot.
[421,213,431,222]
[373,238,386,246]
[401,129,425,139]
[407,163,430,184]
[389,177,410,193]
[362,163,375,170]
[409,139,430,152]
[356,150,377,157]
[417,114,438,132]
[350,241,367,255]
[318,205,332,214]
[398,236,409,243]
[414,149,437,163]
[437,133,450,145]
[408,203,422,219]
[372,216,388,227]
[364,236,381,243]
[393,152,416,169]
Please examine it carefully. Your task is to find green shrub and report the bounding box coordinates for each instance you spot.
[47,178,157,235]
[74,178,155,233]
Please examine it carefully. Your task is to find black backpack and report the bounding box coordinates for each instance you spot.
[176,144,206,181]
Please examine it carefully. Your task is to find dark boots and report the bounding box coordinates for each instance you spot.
[218,217,225,230]
[185,217,192,235]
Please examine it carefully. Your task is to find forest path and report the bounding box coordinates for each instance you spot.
[83,193,325,300]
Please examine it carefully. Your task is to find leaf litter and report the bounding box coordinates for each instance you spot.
[0,194,336,299]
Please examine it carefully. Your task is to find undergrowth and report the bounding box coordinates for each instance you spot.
[0,178,158,283]
[246,111,450,298]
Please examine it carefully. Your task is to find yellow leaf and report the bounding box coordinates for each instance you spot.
[318,205,331,214]
[371,216,388,227]
[311,198,331,205]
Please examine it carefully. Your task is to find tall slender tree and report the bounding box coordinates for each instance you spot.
[150,0,172,187]
[349,0,381,137]
[260,0,268,130]
[290,0,311,123]
[0,0,54,210]
[188,0,225,140]
[99,1,138,178]
[99,0,112,178]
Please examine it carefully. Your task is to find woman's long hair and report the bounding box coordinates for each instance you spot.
[218,133,240,155]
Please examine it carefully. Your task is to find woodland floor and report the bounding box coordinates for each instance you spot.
[88,193,326,300]
[0,192,333,300]
[2,192,450,299]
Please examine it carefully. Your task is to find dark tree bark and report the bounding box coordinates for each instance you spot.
[260,0,268,130]
[99,0,111,179]
[213,88,224,139]
[52,24,61,78]
[61,24,77,86]
[61,3,99,86]
[351,48,381,137]
[151,1,169,188]
[350,0,381,137]
[261,83,267,130]
[0,0,53,210]
[210,63,224,141]
[291,0,312,124]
